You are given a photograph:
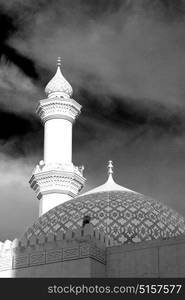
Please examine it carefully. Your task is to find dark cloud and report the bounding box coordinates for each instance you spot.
[2,47,39,80]
[143,0,185,20]
[1,0,185,115]
[0,112,38,139]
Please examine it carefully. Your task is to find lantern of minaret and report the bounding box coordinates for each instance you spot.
[29,57,86,216]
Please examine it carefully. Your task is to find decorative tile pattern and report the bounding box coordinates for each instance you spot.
[24,191,185,244]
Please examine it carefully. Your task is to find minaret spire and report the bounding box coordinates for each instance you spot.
[107,160,114,182]
[29,57,86,216]
[108,160,113,175]
[57,56,61,67]
[80,160,135,196]
[45,57,73,99]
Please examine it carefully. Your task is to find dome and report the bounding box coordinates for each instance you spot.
[45,57,73,98]
[24,161,185,244]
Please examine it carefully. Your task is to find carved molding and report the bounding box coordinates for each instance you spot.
[29,162,86,199]
[3,243,106,271]
[46,249,63,264]
[0,256,12,271]
[30,252,46,266]
[36,97,81,123]
[13,255,29,269]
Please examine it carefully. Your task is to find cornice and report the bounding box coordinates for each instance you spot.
[36,97,81,123]
[29,162,86,199]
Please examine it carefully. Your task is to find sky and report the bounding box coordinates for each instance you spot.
[1,0,185,240]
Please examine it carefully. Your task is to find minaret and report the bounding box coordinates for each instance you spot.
[29,57,86,216]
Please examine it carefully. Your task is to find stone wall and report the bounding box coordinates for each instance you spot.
[107,234,185,277]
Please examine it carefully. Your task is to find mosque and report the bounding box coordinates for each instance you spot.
[0,58,185,277]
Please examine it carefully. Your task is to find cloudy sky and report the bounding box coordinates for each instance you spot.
[1,0,185,240]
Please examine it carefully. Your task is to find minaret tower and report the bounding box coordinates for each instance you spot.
[30,57,86,216]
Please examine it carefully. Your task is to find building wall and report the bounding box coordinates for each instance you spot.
[13,258,100,278]
[106,234,185,277]
[0,256,106,278]
[1,228,185,277]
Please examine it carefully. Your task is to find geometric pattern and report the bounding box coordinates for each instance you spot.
[24,191,185,245]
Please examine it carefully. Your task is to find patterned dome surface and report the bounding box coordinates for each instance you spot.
[24,189,185,244]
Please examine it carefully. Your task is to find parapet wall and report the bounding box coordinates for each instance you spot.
[0,225,114,274]
[2,226,185,277]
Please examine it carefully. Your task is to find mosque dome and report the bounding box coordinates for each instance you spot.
[24,161,185,244]
[45,57,73,98]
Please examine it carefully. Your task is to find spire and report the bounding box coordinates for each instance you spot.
[107,160,114,182]
[57,56,61,67]
[108,160,113,175]
[45,57,73,99]
[81,160,136,196]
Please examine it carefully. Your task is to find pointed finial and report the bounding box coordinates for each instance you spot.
[45,56,73,98]
[108,160,113,175]
[57,56,61,67]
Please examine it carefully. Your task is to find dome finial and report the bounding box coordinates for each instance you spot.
[108,160,113,176]
[57,56,61,67]
[45,56,73,98]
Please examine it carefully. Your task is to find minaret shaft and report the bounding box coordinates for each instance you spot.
[44,119,72,164]
[39,194,71,216]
